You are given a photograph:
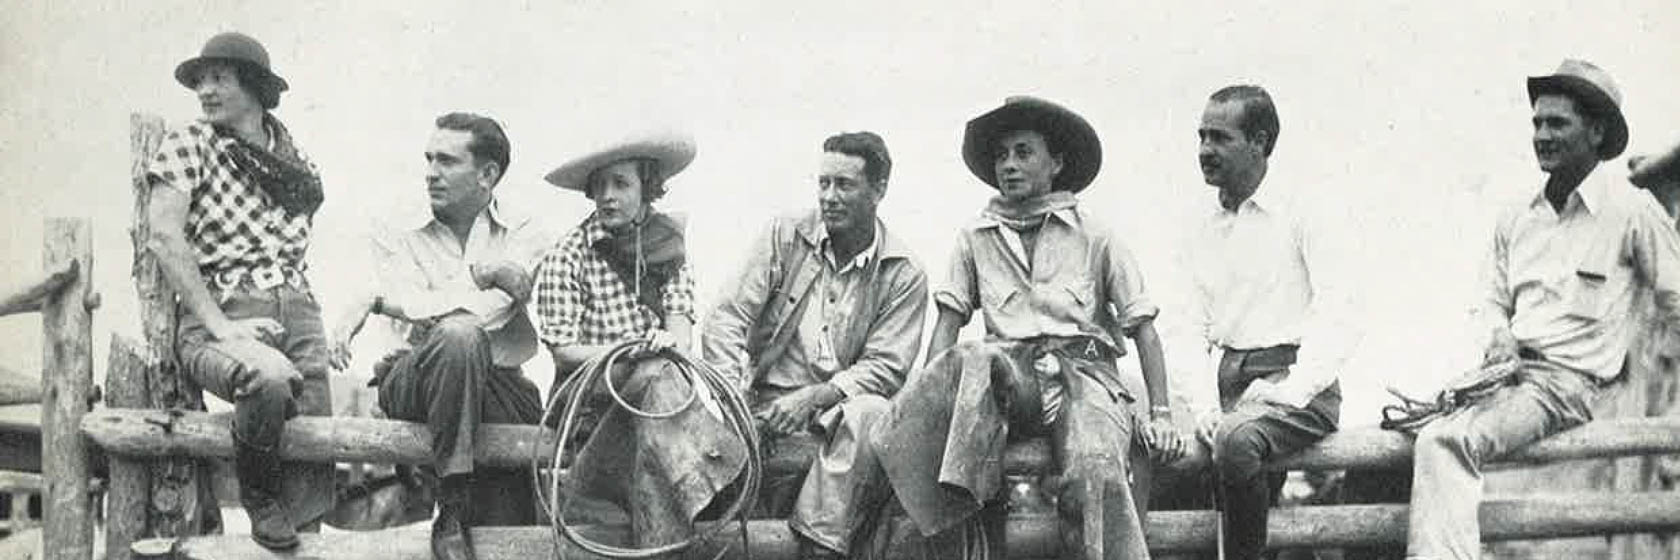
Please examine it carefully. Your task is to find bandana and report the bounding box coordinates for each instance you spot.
[982,190,1078,231]
[214,114,324,217]
[591,211,687,316]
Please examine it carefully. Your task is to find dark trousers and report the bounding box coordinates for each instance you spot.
[176,283,334,526]
[1213,346,1339,560]
[377,315,544,526]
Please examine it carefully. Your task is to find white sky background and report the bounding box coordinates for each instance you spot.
[1,1,1676,426]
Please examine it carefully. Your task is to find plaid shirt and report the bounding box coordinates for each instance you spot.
[146,120,317,291]
[535,214,697,348]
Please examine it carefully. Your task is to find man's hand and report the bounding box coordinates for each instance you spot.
[1483,327,1520,368]
[1141,416,1188,464]
[755,384,843,437]
[329,296,376,371]
[207,317,285,345]
[471,261,533,302]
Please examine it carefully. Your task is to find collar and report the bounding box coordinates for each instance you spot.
[1528,166,1611,216]
[1211,183,1287,217]
[970,205,1082,230]
[416,198,517,232]
[795,210,913,262]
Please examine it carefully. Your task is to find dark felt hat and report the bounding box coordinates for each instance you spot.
[174,32,290,97]
[962,95,1102,193]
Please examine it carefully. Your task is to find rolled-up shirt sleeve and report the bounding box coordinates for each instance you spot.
[1103,235,1159,334]
[146,125,210,195]
[933,232,979,319]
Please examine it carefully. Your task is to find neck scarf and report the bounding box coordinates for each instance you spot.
[982,190,1078,231]
[213,114,324,217]
[591,210,687,316]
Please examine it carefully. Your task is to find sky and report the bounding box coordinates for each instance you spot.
[1,0,1676,426]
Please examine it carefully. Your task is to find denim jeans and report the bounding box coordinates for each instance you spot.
[1405,360,1597,560]
[175,283,335,525]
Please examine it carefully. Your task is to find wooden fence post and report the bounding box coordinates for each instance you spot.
[42,217,93,560]
[104,336,149,560]
[126,112,220,553]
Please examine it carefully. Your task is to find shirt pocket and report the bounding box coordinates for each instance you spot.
[1565,266,1611,320]
[1055,276,1099,317]
[980,279,1018,311]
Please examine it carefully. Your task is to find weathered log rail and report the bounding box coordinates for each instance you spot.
[82,407,1680,472]
[134,491,1680,559]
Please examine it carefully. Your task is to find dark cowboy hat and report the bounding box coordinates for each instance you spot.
[962,95,1102,193]
[174,32,290,96]
[1527,59,1627,160]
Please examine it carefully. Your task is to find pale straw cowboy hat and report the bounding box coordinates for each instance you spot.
[1629,139,1680,190]
[544,131,697,194]
[1527,59,1628,160]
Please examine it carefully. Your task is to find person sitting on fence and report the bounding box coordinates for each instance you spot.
[1404,59,1680,560]
[1180,84,1360,560]
[874,95,1187,560]
[533,132,748,557]
[328,112,557,560]
[701,131,929,559]
[143,31,333,551]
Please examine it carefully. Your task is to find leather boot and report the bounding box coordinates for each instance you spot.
[236,444,299,551]
[432,474,475,560]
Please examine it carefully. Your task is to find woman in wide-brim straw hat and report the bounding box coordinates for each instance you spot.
[143,31,331,551]
[531,131,748,552]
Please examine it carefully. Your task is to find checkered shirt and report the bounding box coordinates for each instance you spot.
[535,214,697,348]
[146,120,316,291]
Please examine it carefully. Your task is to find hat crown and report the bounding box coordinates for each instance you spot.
[199,32,273,71]
[1551,58,1621,107]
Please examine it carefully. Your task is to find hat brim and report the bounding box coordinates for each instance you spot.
[1629,139,1680,190]
[174,56,290,94]
[544,134,697,194]
[962,97,1102,193]
[1528,75,1627,160]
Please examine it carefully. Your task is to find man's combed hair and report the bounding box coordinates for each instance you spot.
[1210,85,1281,157]
[435,112,512,186]
[823,131,893,185]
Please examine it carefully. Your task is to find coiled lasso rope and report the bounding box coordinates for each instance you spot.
[532,339,762,559]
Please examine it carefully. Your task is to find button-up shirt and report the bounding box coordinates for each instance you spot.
[934,204,1158,355]
[146,118,317,291]
[373,201,555,368]
[702,211,928,397]
[1183,186,1359,409]
[535,213,698,349]
[1484,166,1680,380]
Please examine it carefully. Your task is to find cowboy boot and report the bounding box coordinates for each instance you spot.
[432,474,475,560]
[235,443,299,550]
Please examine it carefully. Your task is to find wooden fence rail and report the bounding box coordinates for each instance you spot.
[82,407,1680,473]
[134,491,1680,559]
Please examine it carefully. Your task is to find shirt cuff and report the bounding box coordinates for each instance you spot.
[933,291,973,318]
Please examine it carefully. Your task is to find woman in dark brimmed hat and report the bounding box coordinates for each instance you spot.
[143,31,330,551]
[880,96,1184,558]
[531,132,749,554]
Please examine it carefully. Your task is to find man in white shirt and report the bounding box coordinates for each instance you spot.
[1406,60,1680,560]
[1185,85,1359,560]
[330,113,554,560]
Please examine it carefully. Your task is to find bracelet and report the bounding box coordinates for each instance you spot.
[1149,404,1172,420]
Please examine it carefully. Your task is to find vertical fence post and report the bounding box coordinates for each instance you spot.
[42,217,93,560]
[104,337,150,560]
[128,112,220,552]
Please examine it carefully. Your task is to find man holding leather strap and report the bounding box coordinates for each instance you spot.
[1185,85,1360,560]
[1405,60,1680,560]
